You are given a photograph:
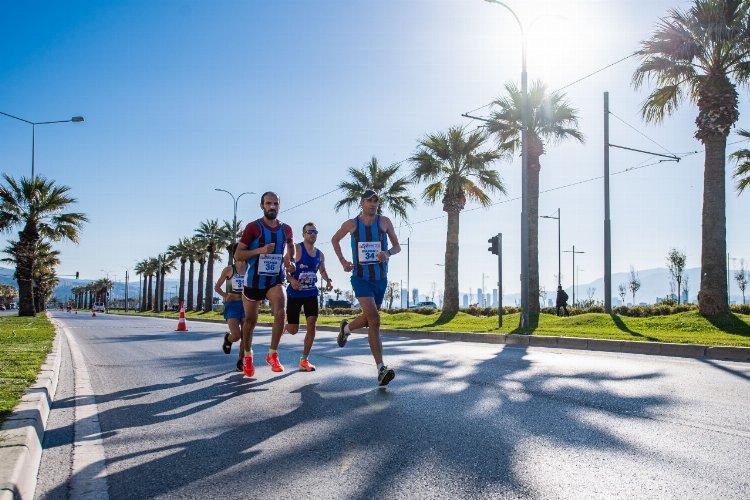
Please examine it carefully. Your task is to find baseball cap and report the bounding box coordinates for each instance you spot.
[361,189,379,201]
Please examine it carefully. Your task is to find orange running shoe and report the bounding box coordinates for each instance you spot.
[243,353,255,377]
[299,358,316,372]
[266,352,284,372]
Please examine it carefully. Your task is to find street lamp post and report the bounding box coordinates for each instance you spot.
[484,0,529,328]
[562,246,584,306]
[540,208,561,286]
[0,111,84,179]
[215,189,254,266]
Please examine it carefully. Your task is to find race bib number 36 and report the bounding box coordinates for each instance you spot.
[258,254,283,276]
[357,241,381,264]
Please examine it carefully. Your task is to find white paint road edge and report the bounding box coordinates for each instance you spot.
[62,325,110,500]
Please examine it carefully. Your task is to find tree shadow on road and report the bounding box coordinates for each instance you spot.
[48,328,680,498]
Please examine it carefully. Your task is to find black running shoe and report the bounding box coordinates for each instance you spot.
[337,320,350,347]
[236,358,243,372]
[378,365,395,386]
[222,333,232,354]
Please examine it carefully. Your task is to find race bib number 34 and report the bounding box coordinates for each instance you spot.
[358,241,382,264]
[258,254,283,276]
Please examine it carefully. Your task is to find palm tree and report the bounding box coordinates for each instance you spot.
[731,129,750,194]
[632,0,750,314]
[145,257,158,311]
[1,239,60,312]
[195,245,207,312]
[220,219,243,265]
[487,80,584,314]
[134,259,149,311]
[195,220,224,312]
[158,254,177,311]
[411,126,506,319]
[335,156,416,222]
[0,174,88,316]
[168,238,192,307]
[185,237,201,311]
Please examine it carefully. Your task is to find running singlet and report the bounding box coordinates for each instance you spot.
[225,265,245,294]
[350,214,388,281]
[287,246,320,298]
[242,219,290,289]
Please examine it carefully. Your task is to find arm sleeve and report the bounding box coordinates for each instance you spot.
[239,222,260,246]
[284,224,294,244]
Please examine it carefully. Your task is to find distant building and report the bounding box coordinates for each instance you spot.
[412,288,419,306]
[401,289,407,308]
[492,289,498,307]
[462,294,469,308]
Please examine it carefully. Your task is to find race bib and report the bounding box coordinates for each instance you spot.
[297,271,317,289]
[358,241,381,264]
[258,254,283,276]
[231,274,245,292]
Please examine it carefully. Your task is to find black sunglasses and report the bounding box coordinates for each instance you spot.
[304,229,318,235]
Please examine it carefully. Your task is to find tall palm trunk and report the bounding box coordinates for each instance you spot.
[16,225,38,316]
[187,259,195,311]
[528,153,541,313]
[204,246,215,312]
[160,271,167,310]
[152,272,160,312]
[179,258,186,306]
[141,276,148,311]
[147,274,153,310]
[196,258,205,312]
[698,135,729,314]
[440,209,461,319]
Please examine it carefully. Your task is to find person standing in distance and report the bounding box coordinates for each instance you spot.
[555,285,570,317]
[213,243,246,371]
[285,222,334,371]
[234,191,295,377]
[331,189,401,386]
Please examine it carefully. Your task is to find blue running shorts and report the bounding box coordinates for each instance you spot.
[223,300,245,320]
[350,276,387,308]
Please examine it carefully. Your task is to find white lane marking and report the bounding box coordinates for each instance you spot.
[62,325,110,500]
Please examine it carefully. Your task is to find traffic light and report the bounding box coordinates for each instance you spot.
[75,271,79,279]
[488,235,499,255]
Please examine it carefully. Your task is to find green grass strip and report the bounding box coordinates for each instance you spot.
[0,314,55,426]
[117,308,750,347]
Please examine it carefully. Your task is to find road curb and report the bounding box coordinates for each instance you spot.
[0,319,61,500]
[111,312,750,362]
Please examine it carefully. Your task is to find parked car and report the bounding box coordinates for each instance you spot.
[409,301,438,309]
[93,302,106,312]
[0,304,6,310]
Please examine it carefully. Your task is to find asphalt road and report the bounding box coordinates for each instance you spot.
[36,311,750,499]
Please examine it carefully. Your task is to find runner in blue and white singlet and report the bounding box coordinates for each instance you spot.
[331,189,401,386]
[285,222,333,372]
[350,214,389,281]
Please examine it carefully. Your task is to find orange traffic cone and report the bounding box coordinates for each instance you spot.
[92,309,96,317]
[176,302,188,331]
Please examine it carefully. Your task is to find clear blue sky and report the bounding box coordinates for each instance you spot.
[1,0,748,303]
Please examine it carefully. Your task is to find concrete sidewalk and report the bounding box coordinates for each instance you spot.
[1,312,748,499]
[0,331,61,500]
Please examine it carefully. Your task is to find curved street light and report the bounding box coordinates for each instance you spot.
[0,111,84,179]
[215,188,254,266]
[483,0,529,328]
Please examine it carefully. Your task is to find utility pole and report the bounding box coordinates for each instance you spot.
[563,245,585,307]
[604,92,612,312]
[604,92,679,313]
